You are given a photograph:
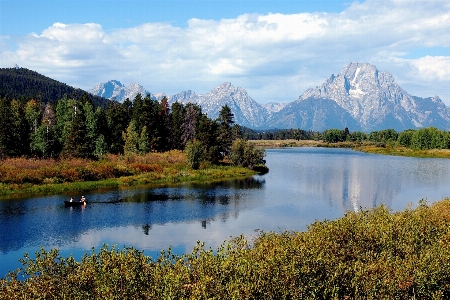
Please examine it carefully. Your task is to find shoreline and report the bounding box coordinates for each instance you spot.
[0,161,259,200]
[249,139,450,158]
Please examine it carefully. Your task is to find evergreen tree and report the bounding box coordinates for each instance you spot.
[0,96,14,157]
[94,106,109,149]
[63,101,90,158]
[10,99,30,156]
[83,100,96,154]
[216,105,234,158]
[155,96,171,151]
[197,114,220,164]
[123,120,139,155]
[170,102,185,150]
[182,103,202,146]
[139,126,150,154]
[106,101,131,154]
[94,134,108,159]
[141,95,159,150]
[131,94,144,133]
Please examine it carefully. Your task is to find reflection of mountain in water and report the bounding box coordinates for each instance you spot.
[0,177,265,254]
[268,148,450,213]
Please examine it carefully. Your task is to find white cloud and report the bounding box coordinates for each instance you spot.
[0,0,449,104]
[409,56,450,81]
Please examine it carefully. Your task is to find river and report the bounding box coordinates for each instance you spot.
[1,147,450,277]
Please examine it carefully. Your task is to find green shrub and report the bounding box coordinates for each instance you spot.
[185,140,205,170]
[3,199,450,299]
[230,139,265,169]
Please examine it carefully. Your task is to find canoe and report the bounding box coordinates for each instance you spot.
[64,200,87,207]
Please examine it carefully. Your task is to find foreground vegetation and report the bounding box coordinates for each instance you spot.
[0,150,260,198]
[2,199,449,299]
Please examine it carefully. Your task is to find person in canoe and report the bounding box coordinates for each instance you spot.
[80,196,86,202]
[70,198,74,202]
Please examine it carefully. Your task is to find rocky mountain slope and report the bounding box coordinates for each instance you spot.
[90,63,450,131]
[170,82,269,128]
[90,80,166,102]
[275,62,450,131]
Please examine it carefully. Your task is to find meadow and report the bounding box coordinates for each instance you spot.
[0,151,256,198]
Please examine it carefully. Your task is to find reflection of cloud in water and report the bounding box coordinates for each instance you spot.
[266,148,450,213]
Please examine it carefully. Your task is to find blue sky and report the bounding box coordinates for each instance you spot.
[1,0,449,105]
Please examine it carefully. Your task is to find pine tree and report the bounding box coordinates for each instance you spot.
[0,96,14,157]
[106,101,131,154]
[182,103,202,146]
[139,126,150,153]
[170,102,185,150]
[155,96,170,151]
[83,100,96,154]
[10,99,30,156]
[94,106,109,149]
[216,105,234,158]
[94,134,108,159]
[63,101,90,158]
[123,120,139,155]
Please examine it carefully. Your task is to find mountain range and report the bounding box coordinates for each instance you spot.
[90,62,450,132]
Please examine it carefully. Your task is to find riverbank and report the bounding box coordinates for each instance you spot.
[355,144,450,158]
[0,151,258,199]
[249,139,450,158]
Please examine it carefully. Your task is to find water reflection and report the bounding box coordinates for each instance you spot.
[1,148,450,277]
[265,148,450,213]
[0,176,265,255]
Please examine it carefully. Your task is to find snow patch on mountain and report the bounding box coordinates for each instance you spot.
[89,80,165,102]
[90,63,450,131]
[297,62,450,131]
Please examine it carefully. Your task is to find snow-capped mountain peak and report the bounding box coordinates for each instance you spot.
[90,63,450,131]
[89,80,150,103]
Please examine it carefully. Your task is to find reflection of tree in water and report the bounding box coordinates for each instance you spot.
[120,176,265,204]
[0,176,266,254]
[142,224,151,235]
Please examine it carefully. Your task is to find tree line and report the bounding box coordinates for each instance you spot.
[320,127,450,150]
[243,126,450,150]
[0,93,261,168]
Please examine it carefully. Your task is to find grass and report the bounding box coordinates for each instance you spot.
[356,145,450,158]
[0,151,257,199]
[248,139,326,148]
[249,139,450,159]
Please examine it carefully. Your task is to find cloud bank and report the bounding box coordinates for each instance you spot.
[1,0,449,104]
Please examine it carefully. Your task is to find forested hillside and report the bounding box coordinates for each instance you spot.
[0,67,110,109]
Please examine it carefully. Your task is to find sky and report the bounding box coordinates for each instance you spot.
[0,0,449,105]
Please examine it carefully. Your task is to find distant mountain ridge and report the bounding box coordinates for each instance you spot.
[91,63,450,131]
[176,82,269,128]
[90,80,166,102]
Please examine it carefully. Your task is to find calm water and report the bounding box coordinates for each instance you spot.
[1,148,450,277]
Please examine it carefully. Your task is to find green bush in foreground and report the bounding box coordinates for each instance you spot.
[2,199,450,299]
